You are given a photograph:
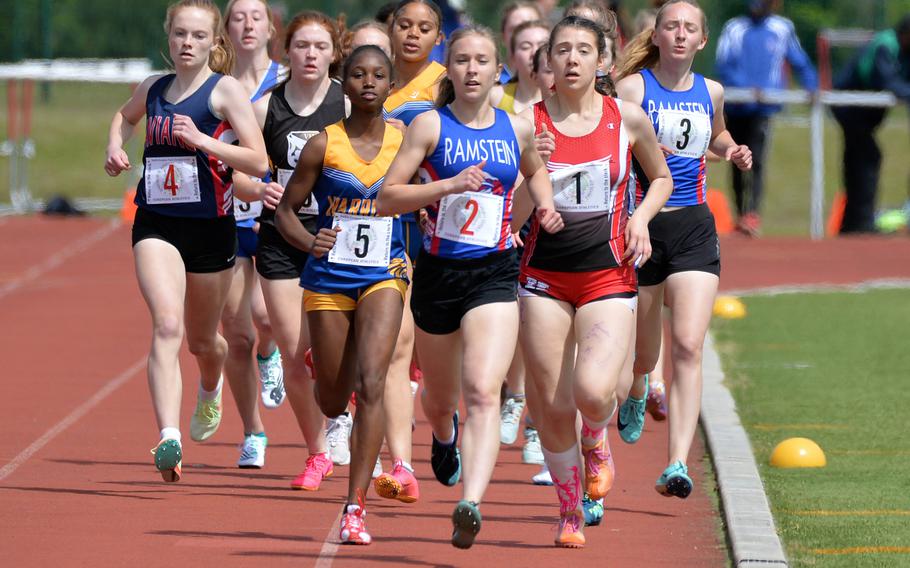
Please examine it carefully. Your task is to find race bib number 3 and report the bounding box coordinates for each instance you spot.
[145,157,201,205]
[657,110,711,160]
[435,191,504,248]
[278,168,318,215]
[551,160,611,213]
[328,214,393,268]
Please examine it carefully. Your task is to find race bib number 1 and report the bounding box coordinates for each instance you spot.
[278,168,318,215]
[657,109,711,160]
[551,160,611,213]
[328,214,393,268]
[145,157,201,205]
[435,191,504,248]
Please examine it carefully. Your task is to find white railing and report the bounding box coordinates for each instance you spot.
[725,88,897,240]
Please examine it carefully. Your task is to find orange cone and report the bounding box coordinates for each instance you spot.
[120,188,137,223]
[826,191,846,237]
[706,188,734,235]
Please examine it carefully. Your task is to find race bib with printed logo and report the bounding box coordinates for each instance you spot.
[234,198,263,221]
[144,157,202,205]
[435,191,504,248]
[656,109,711,160]
[328,213,393,268]
[277,168,318,215]
[551,159,611,213]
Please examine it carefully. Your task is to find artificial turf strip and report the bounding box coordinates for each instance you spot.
[712,288,910,568]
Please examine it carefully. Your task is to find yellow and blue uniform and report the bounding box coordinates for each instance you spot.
[495,81,518,115]
[302,121,408,311]
[382,61,446,126]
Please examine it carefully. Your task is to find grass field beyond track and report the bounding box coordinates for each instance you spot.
[0,82,908,234]
[712,288,910,567]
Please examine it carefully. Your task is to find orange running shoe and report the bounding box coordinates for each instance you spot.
[290,452,333,491]
[582,431,615,500]
[374,459,420,503]
[555,510,586,548]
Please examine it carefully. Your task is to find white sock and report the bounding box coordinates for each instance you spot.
[160,427,181,442]
[542,443,583,514]
[199,376,223,401]
[398,460,414,472]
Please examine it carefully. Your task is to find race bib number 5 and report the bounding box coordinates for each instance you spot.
[328,214,393,268]
[145,157,201,205]
[551,160,611,213]
[278,168,318,215]
[435,191,504,248]
[657,109,711,160]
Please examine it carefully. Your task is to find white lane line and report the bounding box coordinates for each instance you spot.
[314,510,343,568]
[0,219,121,301]
[0,357,145,482]
[724,278,910,298]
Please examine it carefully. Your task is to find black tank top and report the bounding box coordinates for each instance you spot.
[259,79,346,229]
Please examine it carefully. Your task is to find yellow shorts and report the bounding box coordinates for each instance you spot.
[303,279,408,312]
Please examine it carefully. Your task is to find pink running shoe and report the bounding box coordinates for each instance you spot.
[290,452,333,491]
[647,381,668,421]
[340,490,372,545]
[582,431,615,501]
[374,459,420,503]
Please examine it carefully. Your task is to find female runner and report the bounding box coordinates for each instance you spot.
[614,0,751,497]
[516,15,672,546]
[276,44,407,546]
[378,25,563,549]
[104,0,267,481]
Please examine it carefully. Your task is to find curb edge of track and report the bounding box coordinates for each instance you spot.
[701,332,789,567]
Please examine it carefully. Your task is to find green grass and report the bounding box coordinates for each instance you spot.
[0,82,907,231]
[712,288,910,567]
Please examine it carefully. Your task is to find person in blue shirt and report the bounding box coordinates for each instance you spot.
[715,0,817,236]
[832,16,910,234]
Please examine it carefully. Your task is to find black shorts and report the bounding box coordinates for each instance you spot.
[411,248,519,335]
[637,203,720,287]
[255,222,309,280]
[131,207,237,274]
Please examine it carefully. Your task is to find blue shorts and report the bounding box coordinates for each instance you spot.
[237,226,259,259]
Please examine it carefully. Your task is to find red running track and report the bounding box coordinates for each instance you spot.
[14,218,905,566]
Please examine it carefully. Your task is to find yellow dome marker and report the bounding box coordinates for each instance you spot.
[770,437,827,468]
[713,295,746,319]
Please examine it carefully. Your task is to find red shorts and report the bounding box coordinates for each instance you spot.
[519,264,637,308]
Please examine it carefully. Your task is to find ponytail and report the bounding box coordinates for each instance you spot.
[595,71,616,97]
[615,28,659,80]
[435,77,455,108]
[209,34,235,75]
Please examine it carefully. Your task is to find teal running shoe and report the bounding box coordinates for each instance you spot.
[655,460,692,499]
[582,494,604,526]
[451,500,482,549]
[618,375,649,444]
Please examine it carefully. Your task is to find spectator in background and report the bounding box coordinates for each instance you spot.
[832,16,910,234]
[715,0,817,237]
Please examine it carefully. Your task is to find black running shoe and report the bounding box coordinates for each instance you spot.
[431,412,461,486]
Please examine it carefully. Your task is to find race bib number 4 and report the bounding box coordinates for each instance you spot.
[551,160,611,213]
[435,191,504,248]
[145,157,201,205]
[328,214,393,268]
[278,168,318,216]
[657,110,711,160]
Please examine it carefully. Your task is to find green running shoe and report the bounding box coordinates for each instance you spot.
[151,438,182,482]
[451,500,482,549]
[655,460,692,499]
[618,375,648,444]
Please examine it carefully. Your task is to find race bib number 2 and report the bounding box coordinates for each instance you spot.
[435,191,504,248]
[278,168,318,215]
[657,110,711,160]
[145,157,201,205]
[328,214,393,268]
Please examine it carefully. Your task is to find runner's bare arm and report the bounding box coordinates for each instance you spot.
[511,115,563,234]
[104,75,162,176]
[706,80,752,171]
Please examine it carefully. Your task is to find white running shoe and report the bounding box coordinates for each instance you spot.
[500,396,526,445]
[522,427,545,464]
[238,434,267,468]
[532,463,553,485]
[257,349,285,409]
[372,456,382,479]
[327,413,353,465]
